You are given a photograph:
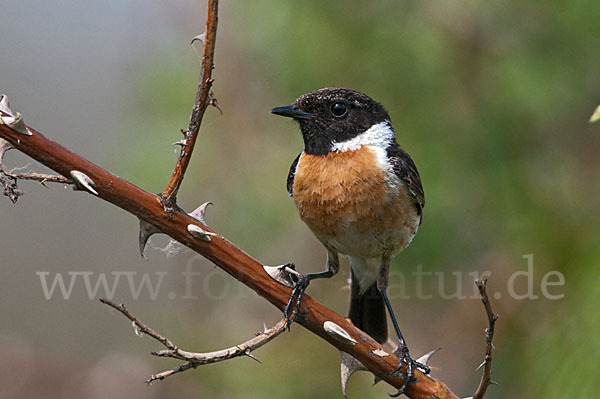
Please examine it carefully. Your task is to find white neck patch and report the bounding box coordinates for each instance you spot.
[331,121,394,152]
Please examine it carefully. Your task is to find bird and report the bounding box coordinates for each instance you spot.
[271,88,428,394]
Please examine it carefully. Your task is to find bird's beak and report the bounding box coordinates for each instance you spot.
[270,104,311,119]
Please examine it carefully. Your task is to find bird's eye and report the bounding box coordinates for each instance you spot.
[330,102,347,117]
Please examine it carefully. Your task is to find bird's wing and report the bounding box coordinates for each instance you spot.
[387,143,425,215]
[287,153,301,197]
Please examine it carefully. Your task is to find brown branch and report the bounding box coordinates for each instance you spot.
[472,279,499,399]
[100,299,288,384]
[161,0,219,209]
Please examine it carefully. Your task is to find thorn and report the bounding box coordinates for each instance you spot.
[244,349,262,364]
[490,380,499,385]
[190,33,205,63]
[0,95,14,118]
[138,219,161,259]
[263,264,299,288]
[340,351,369,397]
[371,348,389,357]
[476,360,486,371]
[132,321,143,337]
[415,348,441,367]
[191,32,206,45]
[69,170,98,195]
[208,91,223,115]
[0,111,32,136]
[189,201,213,225]
[187,224,216,241]
[324,321,358,346]
[172,139,187,147]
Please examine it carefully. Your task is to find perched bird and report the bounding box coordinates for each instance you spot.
[271,88,428,394]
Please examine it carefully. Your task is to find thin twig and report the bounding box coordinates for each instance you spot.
[100,298,288,384]
[472,279,499,399]
[5,172,71,185]
[0,137,71,201]
[161,0,219,209]
[146,362,197,384]
[99,299,176,349]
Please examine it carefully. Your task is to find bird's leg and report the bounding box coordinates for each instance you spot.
[377,256,430,397]
[284,249,339,329]
[284,270,330,328]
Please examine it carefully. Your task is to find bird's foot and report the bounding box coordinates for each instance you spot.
[283,271,311,330]
[263,262,299,288]
[389,343,430,397]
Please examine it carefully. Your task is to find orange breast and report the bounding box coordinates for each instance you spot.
[293,147,415,241]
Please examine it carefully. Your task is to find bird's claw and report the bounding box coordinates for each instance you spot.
[388,344,430,397]
[283,272,311,330]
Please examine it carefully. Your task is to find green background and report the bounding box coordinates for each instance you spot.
[1,1,598,398]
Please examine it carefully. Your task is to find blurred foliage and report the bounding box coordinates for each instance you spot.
[590,105,600,123]
[114,1,600,397]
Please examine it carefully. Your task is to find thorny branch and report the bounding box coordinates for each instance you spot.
[100,298,289,384]
[0,1,499,397]
[472,279,499,399]
[1,132,71,203]
[161,0,219,209]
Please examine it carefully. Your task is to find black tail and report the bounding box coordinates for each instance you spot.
[347,270,388,344]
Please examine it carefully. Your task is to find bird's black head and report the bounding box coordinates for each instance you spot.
[271,88,393,155]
